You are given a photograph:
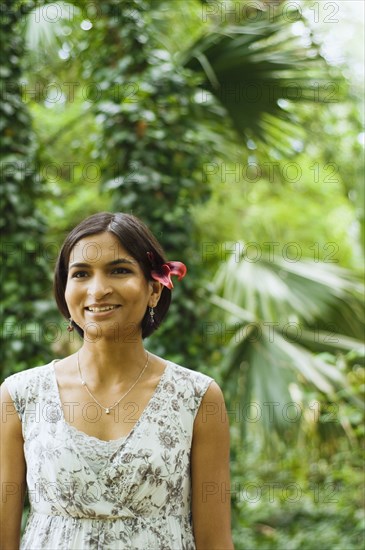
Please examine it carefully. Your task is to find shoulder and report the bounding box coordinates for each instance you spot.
[3,362,56,416]
[151,359,215,423]
[4,362,55,391]
[166,360,214,394]
[193,380,229,441]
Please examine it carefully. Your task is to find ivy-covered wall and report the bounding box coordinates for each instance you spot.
[0,0,53,378]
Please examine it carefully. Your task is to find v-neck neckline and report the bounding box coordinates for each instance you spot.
[50,359,171,445]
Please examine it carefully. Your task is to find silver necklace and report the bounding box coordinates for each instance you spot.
[77,350,149,414]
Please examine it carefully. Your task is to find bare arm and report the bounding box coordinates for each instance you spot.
[191,381,234,550]
[0,382,26,550]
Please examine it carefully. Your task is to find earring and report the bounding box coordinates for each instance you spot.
[67,317,74,332]
[149,307,155,325]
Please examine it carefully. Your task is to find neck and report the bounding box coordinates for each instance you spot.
[78,339,148,384]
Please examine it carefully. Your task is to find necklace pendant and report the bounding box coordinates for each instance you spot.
[77,350,149,418]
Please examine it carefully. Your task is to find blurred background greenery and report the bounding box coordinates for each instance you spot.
[1,0,364,548]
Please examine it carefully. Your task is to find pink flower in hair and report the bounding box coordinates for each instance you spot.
[147,252,187,289]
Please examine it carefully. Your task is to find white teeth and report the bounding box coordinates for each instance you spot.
[87,305,118,312]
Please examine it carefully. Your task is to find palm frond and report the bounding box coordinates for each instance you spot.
[213,249,364,337]
[210,251,364,436]
[181,8,345,154]
[24,2,78,55]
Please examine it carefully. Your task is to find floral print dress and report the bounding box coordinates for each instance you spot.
[5,360,213,550]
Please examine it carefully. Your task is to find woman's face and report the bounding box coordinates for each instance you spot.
[65,232,161,342]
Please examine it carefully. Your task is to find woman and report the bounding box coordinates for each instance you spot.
[0,212,233,550]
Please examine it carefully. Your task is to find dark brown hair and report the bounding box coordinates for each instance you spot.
[54,212,171,339]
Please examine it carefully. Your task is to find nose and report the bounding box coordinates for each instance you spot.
[87,273,112,299]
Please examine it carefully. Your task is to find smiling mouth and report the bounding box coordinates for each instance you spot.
[85,305,120,312]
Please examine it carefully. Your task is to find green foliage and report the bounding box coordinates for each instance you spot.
[182,5,345,156]
[231,439,364,550]
[208,249,364,438]
[0,0,54,378]
[192,151,359,268]
[230,349,365,549]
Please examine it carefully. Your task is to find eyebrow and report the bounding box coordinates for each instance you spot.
[68,258,137,269]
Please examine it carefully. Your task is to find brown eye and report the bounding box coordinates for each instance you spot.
[112,267,131,274]
[71,271,88,278]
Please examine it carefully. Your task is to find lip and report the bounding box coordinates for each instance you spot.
[85,303,120,309]
[84,304,121,316]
